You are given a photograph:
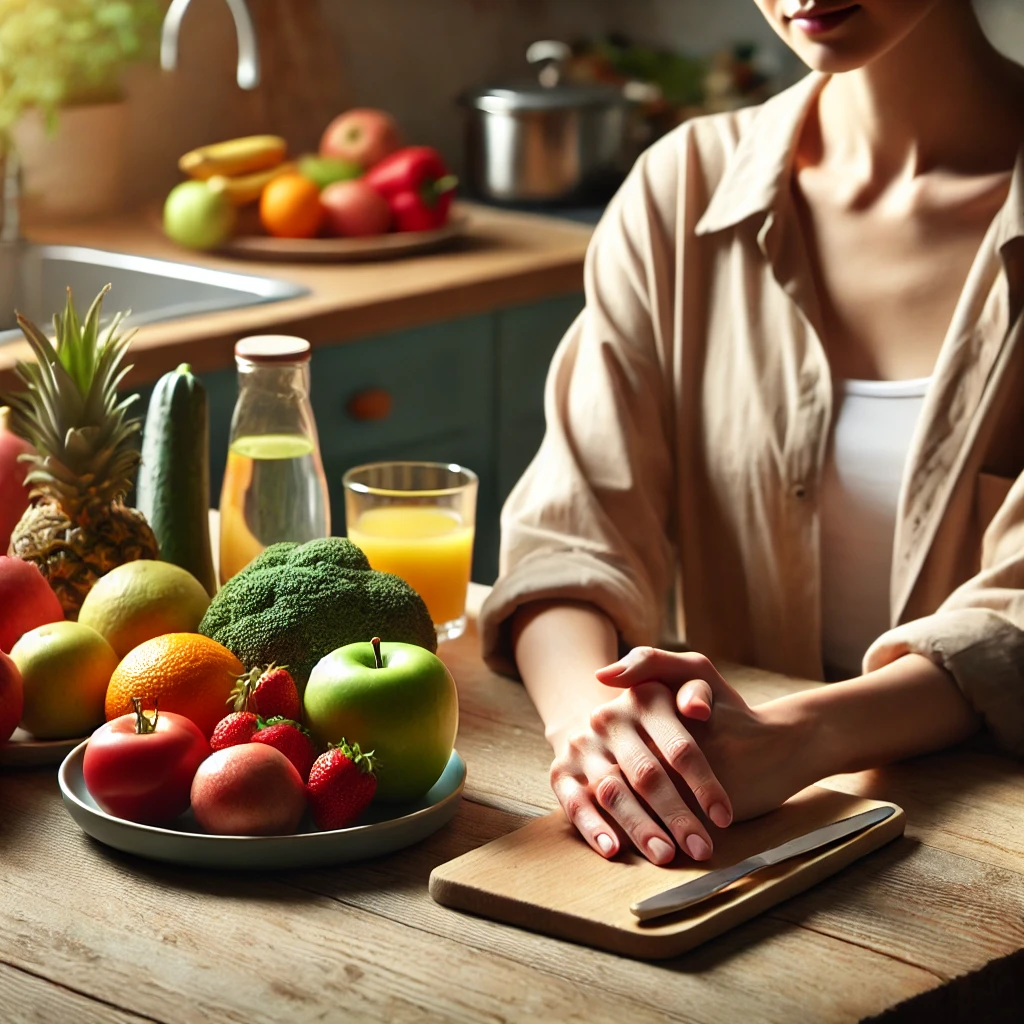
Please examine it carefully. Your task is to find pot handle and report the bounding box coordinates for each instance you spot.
[526,40,571,88]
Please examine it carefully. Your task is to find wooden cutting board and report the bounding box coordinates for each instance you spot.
[429,787,905,960]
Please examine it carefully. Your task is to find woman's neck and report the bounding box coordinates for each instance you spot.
[817,1,1024,181]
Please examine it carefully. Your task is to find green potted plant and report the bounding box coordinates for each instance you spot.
[0,0,162,222]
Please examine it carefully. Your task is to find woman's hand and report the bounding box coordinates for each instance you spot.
[548,679,735,865]
[597,649,815,823]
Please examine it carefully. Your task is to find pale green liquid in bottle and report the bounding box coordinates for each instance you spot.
[219,433,329,581]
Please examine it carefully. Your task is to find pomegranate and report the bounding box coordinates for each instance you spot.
[190,743,306,836]
[0,650,23,744]
[0,556,64,653]
[0,407,33,553]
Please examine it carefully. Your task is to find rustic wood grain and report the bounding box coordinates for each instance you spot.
[0,962,156,1024]
[428,791,906,960]
[0,775,681,1024]
[770,837,1024,980]
[2,585,1023,1022]
[267,802,940,1024]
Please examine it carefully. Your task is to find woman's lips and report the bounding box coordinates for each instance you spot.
[788,4,860,36]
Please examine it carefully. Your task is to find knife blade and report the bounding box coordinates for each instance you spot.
[630,805,896,922]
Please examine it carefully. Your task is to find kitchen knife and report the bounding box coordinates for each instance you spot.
[631,804,896,922]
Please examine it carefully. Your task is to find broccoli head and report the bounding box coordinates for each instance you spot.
[199,537,437,688]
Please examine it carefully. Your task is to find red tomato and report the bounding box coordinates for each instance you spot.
[83,700,210,825]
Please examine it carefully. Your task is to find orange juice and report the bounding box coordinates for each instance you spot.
[219,433,329,582]
[348,506,474,625]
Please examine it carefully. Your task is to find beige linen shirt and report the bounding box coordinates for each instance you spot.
[480,72,1024,755]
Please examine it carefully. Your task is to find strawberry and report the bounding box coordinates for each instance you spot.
[251,717,317,782]
[306,739,378,831]
[210,711,260,751]
[229,664,301,722]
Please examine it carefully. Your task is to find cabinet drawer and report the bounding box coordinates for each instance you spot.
[312,315,495,469]
[312,316,497,582]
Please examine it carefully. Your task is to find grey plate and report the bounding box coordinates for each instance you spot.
[0,727,91,768]
[58,742,466,870]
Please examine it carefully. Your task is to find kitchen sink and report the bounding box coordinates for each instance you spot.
[0,243,308,344]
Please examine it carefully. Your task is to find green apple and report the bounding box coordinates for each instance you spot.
[163,180,236,251]
[304,639,458,802]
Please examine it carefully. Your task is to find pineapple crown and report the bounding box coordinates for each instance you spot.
[5,284,142,516]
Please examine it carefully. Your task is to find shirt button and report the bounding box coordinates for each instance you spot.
[792,483,807,500]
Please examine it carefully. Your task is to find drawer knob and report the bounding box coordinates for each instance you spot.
[347,388,393,422]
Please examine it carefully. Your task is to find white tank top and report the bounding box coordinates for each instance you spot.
[820,377,931,679]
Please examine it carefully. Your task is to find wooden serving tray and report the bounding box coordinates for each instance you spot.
[219,211,470,262]
[429,787,905,960]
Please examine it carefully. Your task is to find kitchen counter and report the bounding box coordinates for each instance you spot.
[0,203,593,390]
[3,585,1024,1023]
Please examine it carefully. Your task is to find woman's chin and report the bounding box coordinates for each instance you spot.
[790,42,880,74]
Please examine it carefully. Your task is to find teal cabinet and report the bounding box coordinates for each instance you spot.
[311,315,496,581]
[495,294,585,502]
[128,293,584,585]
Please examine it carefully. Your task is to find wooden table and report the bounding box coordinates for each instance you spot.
[3,585,1024,1023]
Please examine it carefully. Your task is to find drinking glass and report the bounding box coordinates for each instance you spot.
[343,462,478,642]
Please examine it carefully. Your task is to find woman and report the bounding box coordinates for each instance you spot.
[479,0,1024,867]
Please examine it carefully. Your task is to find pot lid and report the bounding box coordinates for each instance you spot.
[463,40,628,113]
[464,81,626,113]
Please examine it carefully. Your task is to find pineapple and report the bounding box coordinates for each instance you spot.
[6,285,159,618]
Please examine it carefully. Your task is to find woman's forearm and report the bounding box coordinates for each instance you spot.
[770,653,982,785]
[511,600,620,752]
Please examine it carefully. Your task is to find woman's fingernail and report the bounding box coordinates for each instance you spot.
[648,837,676,864]
[683,701,711,721]
[685,834,712,861]
[709,803,732,828]
[596,833,614,854]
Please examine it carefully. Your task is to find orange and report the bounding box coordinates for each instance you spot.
[259,173,323,239]
[105,633,243,738]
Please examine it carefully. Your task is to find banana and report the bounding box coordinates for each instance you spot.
[179,135,288,181]
[207,162,297,206]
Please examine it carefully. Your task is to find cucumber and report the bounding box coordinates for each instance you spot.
[136,363,218,596]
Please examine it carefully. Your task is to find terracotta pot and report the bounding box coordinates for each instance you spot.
[13,101,129,223]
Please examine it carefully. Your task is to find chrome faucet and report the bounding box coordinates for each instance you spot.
[160,0,260,91]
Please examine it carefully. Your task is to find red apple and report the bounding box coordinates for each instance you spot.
[320,180,392,237]
[320,109,401,170]
[0,650,23,744]
[0,407,33,553]
[190,743,306,836]
[0,556,64,653]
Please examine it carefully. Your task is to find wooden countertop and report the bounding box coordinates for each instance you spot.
[0,204,592,390]
[3,585,1024,1022]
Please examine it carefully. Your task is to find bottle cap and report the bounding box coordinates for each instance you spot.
[235,335,311,364]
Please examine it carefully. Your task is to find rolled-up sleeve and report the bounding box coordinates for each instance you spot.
[866,472,1024,753]
[479,144,681,677]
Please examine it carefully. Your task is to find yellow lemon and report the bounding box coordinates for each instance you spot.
[12,621,118,739]
[78,560,212,659]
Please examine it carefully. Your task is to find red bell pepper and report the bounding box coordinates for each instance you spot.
[364,146,458,232]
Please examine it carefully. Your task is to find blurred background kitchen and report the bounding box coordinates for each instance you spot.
[83,0,1024,213]
[1,0,1023,587]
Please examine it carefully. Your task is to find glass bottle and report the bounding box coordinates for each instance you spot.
[218,335,330,583]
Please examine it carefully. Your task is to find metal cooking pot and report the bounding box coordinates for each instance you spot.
[460,41,639,205]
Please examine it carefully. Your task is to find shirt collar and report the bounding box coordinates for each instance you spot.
[993,148,1024,256]
[695,72,825,237]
